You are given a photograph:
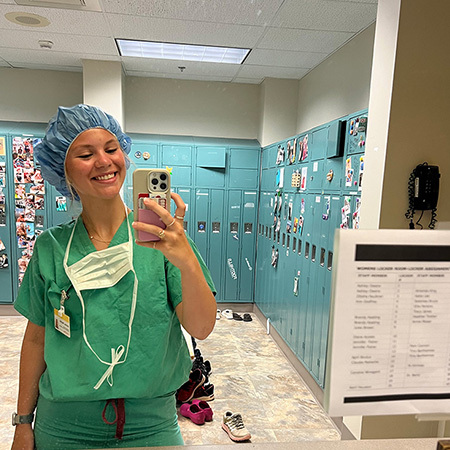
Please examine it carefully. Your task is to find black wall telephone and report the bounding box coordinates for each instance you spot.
[405,162,440,229]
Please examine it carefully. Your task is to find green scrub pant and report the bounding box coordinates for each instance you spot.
[34,394,184,449]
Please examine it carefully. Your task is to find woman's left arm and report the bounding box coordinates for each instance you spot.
[132,193,216,340]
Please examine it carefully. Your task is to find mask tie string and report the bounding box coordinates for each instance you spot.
[94,345,125,390]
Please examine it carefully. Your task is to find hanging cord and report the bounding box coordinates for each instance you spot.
[429,207,437,229]
[405,168,417,229]
[415,210,424,230]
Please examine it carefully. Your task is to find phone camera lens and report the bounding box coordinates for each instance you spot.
[160,173,167,181]
[160,183,167,190]
[151,178,159,186]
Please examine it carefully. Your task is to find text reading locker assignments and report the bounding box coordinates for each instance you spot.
[348,268,450,391]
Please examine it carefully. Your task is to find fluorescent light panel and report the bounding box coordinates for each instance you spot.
[117,39,250,64]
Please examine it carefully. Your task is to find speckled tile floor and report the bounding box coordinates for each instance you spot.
[0,312,340,449]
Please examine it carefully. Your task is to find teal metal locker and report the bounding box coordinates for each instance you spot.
[345,112,368,156]
[303,241,319,372]
[196,167,225,188]
[309,126,328,161]
[194,189,209,264]
[46,184,82,227]
[327,120,345,159]
[162,145,192,165]
[0,143,13,303]
[162,145,193,186]
[267,144,279,169]
[239,191,257,302]
[310,194,323,246]
[209,189,225,301]
[323,157,343,192]
[129,143,158,165]
[224,190,241,301]
[310,257,327,382]
[342,152,364,193]
[308,159,325,192]
[196,146,226,168]
[318,246,335,387]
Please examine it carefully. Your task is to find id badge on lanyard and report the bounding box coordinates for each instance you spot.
[54,289,70,338]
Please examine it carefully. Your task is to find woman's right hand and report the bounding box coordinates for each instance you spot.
[11,424,34,450]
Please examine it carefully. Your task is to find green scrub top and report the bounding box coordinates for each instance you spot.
[14,213,216,402]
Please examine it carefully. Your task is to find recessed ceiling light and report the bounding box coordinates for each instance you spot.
[116,39,251,65]
[5,11,50,27]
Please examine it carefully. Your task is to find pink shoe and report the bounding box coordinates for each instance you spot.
[192,399,213,422]
[180,403,206,425]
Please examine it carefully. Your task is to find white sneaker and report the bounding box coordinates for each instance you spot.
[221,309,233,320]
[216,309,221,320]
[222,411,251,441]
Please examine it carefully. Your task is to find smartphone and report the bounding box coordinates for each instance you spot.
[133,168,171,242]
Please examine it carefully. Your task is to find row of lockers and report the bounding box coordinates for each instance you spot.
[120,138,261,302]
[255,192,362,386]
[263,112,367,168]
[0,131,82,303]
[253,109,367,387]
[167,187,257,303]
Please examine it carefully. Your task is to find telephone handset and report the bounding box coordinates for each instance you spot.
[405,162,440,229]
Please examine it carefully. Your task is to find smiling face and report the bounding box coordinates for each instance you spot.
[65,128,126,203]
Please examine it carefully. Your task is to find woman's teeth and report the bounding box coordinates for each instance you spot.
[95,173,115,181]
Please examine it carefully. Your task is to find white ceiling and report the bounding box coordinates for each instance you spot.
[0,0,378,84]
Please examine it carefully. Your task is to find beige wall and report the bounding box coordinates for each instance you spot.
[0,68,83,123]
[378,0,450,229]
[258,78,299,147]
[124,76,260,140]
[296,24,375,134]
[82,60,124,127]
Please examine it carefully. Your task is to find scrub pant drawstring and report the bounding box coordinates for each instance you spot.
[102,398,125,439]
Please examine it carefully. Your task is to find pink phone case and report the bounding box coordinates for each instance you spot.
[137,207,166,242]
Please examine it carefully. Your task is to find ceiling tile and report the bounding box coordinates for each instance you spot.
[246,48,328,69]
[0,4,110,35]
[237,64,309,80]
[0,28,118,54]
[272,0,377,32]
[259,27,353,53]
[107,14,264,48]
[102,0,284,26]
[0,47,120,67]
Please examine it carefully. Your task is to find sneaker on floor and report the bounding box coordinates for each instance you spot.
[221,309,233,320]
[243,313,253,322]
[176,368,205,403]
[232,312,243,321]
[222,411,251,442]
[192,383,214,401]
[216,309,221,320]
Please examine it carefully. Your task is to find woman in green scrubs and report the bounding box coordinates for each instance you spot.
[11,105,217,449]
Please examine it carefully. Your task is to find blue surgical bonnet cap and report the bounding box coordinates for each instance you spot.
[34,104,132,199]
